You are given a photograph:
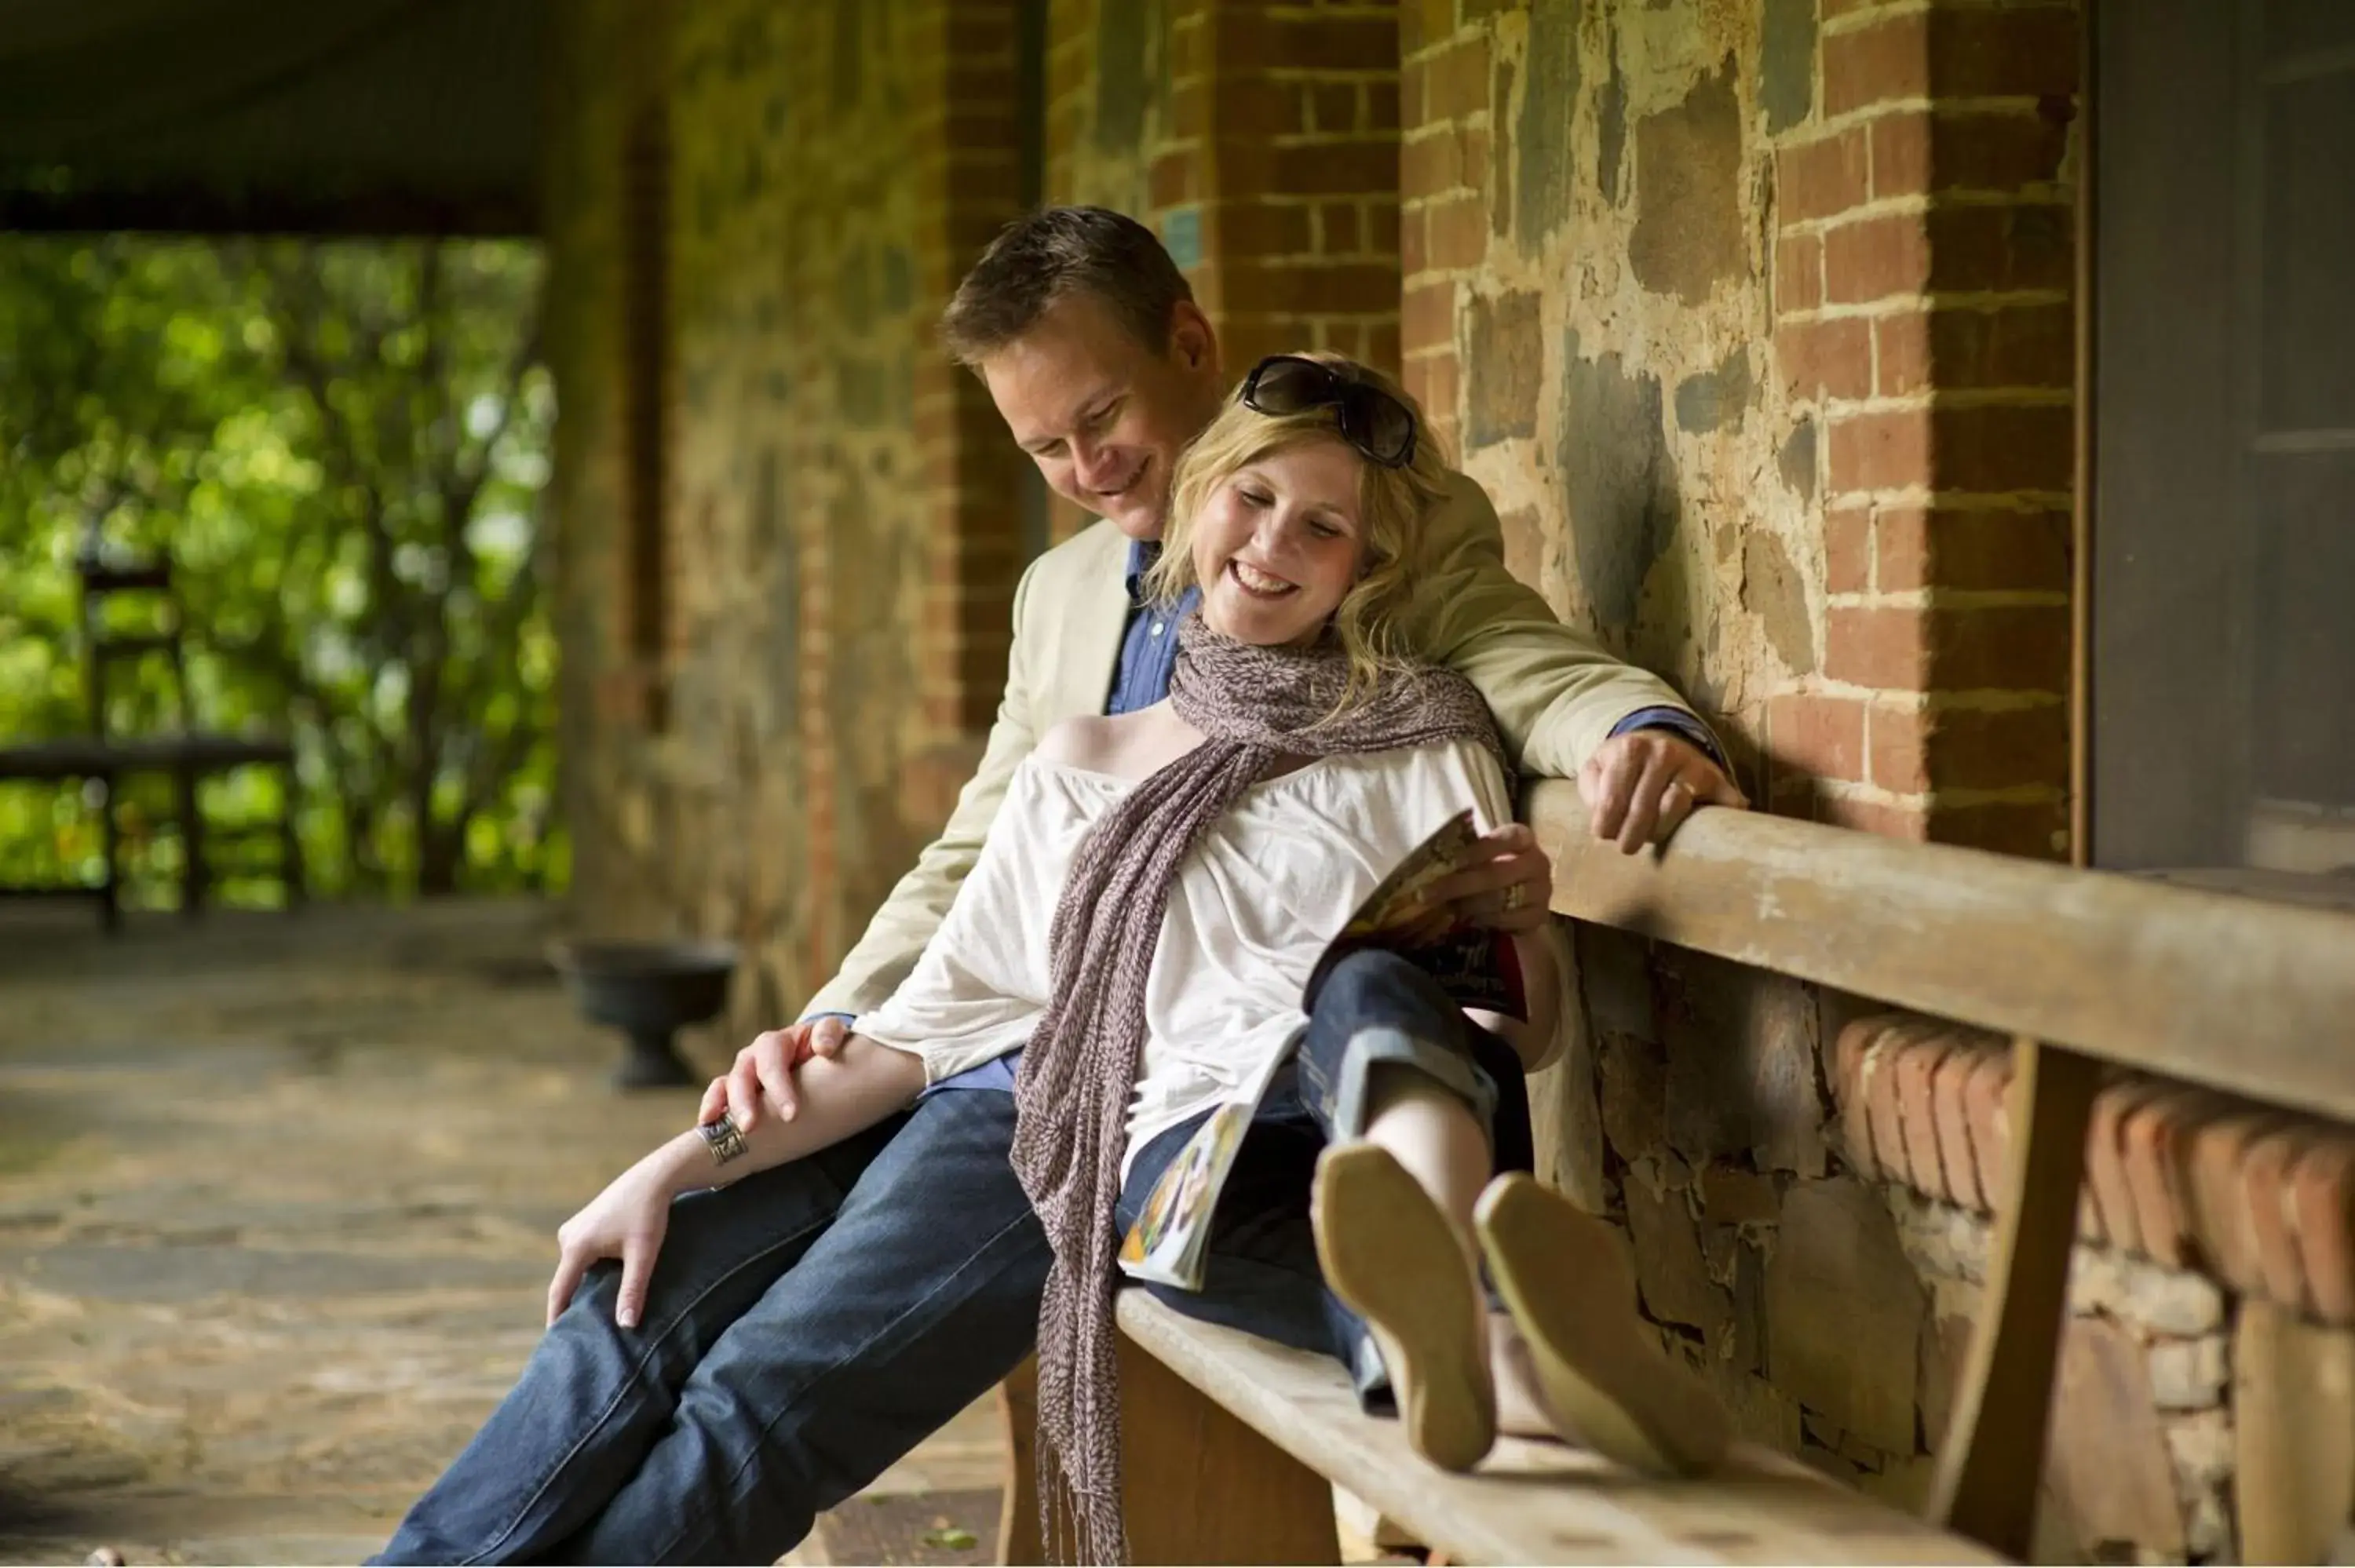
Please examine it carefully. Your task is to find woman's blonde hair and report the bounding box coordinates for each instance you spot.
[1144,352,1452,711]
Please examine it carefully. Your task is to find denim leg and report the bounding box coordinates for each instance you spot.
[371,1113,905,1565]
[560,1087,1049,1565]
[1116,950,1534,1409]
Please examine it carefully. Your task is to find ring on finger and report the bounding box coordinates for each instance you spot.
[1502,881,1527,913]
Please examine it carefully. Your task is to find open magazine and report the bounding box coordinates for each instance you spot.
[1116,808,1528,1291]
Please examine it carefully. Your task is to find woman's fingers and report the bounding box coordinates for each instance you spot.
[615,1216,669,1330]
[697,1074,729,1128]
[546,1248,588,1329]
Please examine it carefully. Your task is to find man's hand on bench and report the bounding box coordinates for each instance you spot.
[699,1015,853,1133]
[1579,731,1747,855]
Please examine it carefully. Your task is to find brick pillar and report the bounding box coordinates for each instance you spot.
[911,0,1030,798]
[1186,1,1405,377]
[1774,0,2079,858]
[1397,2,1484,458]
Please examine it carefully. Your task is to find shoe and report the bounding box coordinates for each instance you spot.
[1313,1143,1496,1471]
[1473,1172,1730,1477]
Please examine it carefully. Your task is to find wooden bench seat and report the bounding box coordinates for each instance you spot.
[1100,1293,1999,1566]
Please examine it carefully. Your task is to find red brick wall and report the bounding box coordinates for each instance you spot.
[1779,2,2079,859]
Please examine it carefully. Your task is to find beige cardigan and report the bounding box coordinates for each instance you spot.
[804,469,1704,1021]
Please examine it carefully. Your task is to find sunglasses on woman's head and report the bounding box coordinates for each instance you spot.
[1240,355,1418,469]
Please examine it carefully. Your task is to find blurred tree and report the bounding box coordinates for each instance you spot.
[0,237,561,903]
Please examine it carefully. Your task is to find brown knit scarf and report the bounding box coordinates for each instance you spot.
[1010,612,1507,1564]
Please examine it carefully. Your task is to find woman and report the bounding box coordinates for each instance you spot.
[538,356,1724,1561]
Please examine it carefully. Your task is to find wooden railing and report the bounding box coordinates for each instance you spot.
[1526,782,2355,1559]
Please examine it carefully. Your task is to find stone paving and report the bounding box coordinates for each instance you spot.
[0,901,1005,1566]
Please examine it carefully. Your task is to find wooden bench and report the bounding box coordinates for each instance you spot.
[0,554,301,928]
[993,786,2355,1564]
[1094,1296,1993,1565]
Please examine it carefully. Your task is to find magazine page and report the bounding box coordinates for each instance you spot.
[1116,1044,1291,1293]
[1301,808,1528,1020]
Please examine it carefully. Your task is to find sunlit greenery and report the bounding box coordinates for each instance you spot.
[0,237,562,904]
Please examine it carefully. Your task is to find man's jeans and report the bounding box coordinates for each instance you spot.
[373,950,1526,1565]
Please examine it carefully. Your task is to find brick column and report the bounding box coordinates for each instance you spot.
[1773,0,2079,858]
[911,0,1029,756]
[1396,2,1485,457]
[1039,0,1405,543]
[1185,0,1404,377]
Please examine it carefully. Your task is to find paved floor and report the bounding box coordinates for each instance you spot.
[0,901,1004,1566]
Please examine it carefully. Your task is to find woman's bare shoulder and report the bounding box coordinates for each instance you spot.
[1035,706,1199,780]
[1033,713,1123,772]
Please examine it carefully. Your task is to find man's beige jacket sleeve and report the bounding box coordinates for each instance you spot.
[801,559,1046,1022]
[1408,470,1711,778]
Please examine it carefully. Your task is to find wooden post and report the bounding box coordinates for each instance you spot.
[1116,1329,1342,1566]
[995,1359,1045,1567]
[1928,1037,2101,1556]
[997,1338,1342,1566]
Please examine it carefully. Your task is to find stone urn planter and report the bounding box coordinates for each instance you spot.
[546,938,738,1090]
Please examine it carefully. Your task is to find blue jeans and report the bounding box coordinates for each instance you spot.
[373,950,1526,1565]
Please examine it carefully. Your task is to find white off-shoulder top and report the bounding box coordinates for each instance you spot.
[853,737,1519,1174]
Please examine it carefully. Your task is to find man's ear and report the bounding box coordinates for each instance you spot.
[1168,302,1218,377]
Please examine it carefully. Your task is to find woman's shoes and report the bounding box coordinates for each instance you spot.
[1312,1143,1497,1471]
[1313,1147,1731,1479]
[1473,1172,1730,1478]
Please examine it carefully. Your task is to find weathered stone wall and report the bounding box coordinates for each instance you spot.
[1404,0,2076,854]
[545,0,1027,1023]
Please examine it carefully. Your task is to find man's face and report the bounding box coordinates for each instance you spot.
[977,292,1224,542]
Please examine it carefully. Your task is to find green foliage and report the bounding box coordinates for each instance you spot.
[0,237,562,903]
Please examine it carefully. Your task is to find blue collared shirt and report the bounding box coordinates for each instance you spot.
[821,538,1722,1092]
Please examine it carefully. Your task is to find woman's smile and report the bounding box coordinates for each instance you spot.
[1227,559,1298,599]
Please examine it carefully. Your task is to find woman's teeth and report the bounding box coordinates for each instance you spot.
[1230,561,1294,596]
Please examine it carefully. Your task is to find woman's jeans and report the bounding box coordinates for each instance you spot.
[371,950,1528,1565]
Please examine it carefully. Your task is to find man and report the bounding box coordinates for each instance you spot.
[374,208,1740,1565]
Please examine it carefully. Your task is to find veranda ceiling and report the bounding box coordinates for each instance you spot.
[0,0,542,235]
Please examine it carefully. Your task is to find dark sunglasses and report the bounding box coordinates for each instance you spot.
[1239,355,1418,469]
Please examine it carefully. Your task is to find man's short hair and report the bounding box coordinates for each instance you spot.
[940,206,1196,366]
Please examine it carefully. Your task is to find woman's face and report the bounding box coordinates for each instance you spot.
[1191,437,1367,647]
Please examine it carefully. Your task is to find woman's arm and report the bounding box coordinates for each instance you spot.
[546,1037,926,1329]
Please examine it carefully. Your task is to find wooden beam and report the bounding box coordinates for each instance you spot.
[1527,785,2355,1122]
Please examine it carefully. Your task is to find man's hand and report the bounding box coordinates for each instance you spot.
[1416,822,1556,934]
[1578,731,1747,854]
[696,1016,852,1135]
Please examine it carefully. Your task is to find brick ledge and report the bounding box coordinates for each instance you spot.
[1833,1013,2355,1325]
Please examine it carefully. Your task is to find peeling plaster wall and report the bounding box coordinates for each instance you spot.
[1438,2,1809,786]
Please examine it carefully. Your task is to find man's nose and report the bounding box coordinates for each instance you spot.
[1071,439,1119,490]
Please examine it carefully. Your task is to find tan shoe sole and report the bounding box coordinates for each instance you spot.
[1473,1172,1730,1477]
[1312,1143,1496,1471]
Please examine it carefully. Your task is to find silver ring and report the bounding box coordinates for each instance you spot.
[699,1114,749,1166]
[1502,881,1528,913]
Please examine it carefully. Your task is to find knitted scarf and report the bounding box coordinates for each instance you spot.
[1010,612,1508,1564]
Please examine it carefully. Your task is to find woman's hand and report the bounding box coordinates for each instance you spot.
[1417,822,1555,933]
[546,1151,681,1331]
